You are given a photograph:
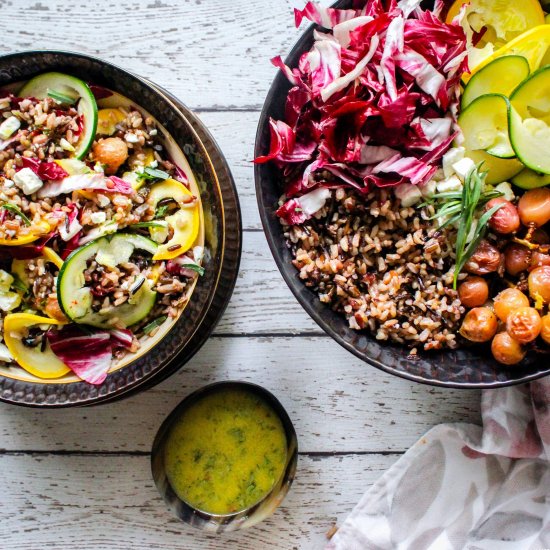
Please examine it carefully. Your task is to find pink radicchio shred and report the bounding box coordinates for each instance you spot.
[47,327,112,385]
[108,176,135,194]
[19,157,68,181]
[38,173,134,198]
[88,85,113,100]
[256,0,466,225]
[110,328,135,350]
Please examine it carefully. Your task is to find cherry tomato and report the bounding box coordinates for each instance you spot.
[486,198,520,234]
[506,307,542,344]
[528,266,550,303]
[460,307,498,342]
[93,137,129,175]
[464,240,502,275]
[493,288,530,323]
[541,314,550,345]
[504,244,531,276]
[491,332,526,366]
[518,188,550,227]
[458,277,489,308]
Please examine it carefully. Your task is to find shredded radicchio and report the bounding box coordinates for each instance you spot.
[19,157,68,181]
[255,0,467,225]
[47,326,136,385]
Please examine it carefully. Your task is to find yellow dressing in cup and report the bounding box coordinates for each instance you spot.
[164,387,288,515]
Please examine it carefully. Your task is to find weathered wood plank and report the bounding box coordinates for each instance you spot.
[0,0,316,110]
[0,452,396,550]
[214,231,321,334]
[0,336,480,453]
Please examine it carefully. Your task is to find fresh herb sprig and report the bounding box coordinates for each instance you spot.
[137,166,170,182]
[1,203,32,225]
[423,166,505,289]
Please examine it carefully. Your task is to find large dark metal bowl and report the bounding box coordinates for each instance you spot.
[254,2,550,388]
[0,51,241,406]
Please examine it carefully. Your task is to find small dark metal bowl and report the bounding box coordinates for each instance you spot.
[254,1,550,388]
[151,381,298,532]
[0,50,237,406]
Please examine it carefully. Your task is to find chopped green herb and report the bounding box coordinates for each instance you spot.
[1,203,31,225]
[129,221,167,230]
[154,204,170,219]
[142,315,167,335]
[47,90,77,105]
[183,263,205,276]
[11,274,28,293]
[138,166,170,182]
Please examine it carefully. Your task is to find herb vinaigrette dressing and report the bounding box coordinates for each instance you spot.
[164,388,288,515]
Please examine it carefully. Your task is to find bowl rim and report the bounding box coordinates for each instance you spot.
[253,6,550,390]
[151,380,298,524]
[0,49,227,404]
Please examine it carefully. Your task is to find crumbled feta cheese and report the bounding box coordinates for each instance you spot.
[90,211,107,224]
[3,179,14,188]
[59,137,75,152]
[124,133,140,144]
[59,217,82,241]
[495,182,515,202]
[452,157,476,181]
[420,179,437,198]
[149,160,158,168]
[394,183,422,207]
[442,147,465,178]
[13,168,43,195]
[149,129,158,136]
[94,162,105,173]
[0,291,21,312]
[0,343,13,363]
[436,175,462,193]
[96,194,110,208]
[193,246,204,263]
[0,116,20,140]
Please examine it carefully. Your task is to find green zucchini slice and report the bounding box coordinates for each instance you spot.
[19,72,98,160]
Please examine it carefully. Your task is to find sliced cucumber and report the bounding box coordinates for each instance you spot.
[458,94,515,159]
[19,72,98,160]
[465,149,523,185]
[511,168,550,189]
[509,66,550,174]
[57,233,158,329]
[461,55,530,110]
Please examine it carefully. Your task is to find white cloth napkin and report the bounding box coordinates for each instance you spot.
[326,378,550,550]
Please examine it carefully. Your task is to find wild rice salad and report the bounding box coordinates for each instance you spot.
[0,72,203,384]
[257,0,550,365]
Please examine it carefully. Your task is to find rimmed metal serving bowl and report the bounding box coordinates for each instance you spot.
[151,381,298,533]
[0,50,239,406]
[254,1,550,388]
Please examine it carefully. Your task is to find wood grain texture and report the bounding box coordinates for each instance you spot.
[0,453,396,550]
[0,336,480,454]
[0,0,313,111]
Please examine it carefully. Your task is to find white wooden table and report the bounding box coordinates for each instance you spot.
[0,1,481,548]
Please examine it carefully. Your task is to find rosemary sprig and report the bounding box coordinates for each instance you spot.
[427,165,505,290]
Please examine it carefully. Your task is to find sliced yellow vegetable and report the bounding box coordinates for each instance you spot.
[447,0,544,69]
[147,178,199,261]
[463,25,550,84]
[0,220,50,246]
[3,313,69,379]
[42,247,64,269]
[55,158,90,175]
[97,108,126,136]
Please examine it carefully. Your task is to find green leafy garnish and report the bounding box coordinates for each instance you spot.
[47,90,77,105]
[427,166,505,290]
[138,166,170,182]
[130,221,167,230]
[142,315,167,335]
[1,204,31,225]
[11,274,28,293]
[154,204,170,219]
[183,263,205,276]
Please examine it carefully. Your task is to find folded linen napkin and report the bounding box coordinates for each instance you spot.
[326,378,550,550]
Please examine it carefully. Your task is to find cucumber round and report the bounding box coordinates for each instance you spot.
[458,94,515,159]
[509,66,550,174]
[461,55,530,110]
[465,149,523,185]
[57,233,158,329]
[511,168,550,189]
[19,72,98,160]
